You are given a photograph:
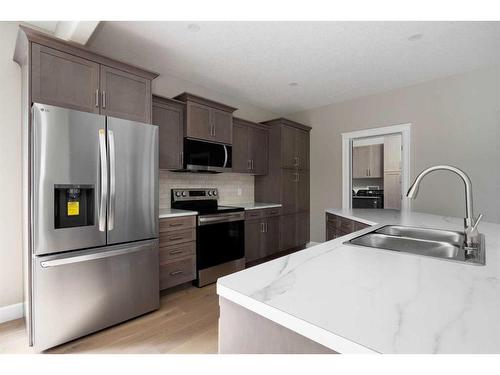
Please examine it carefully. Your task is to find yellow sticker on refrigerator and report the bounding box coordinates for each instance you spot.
[67,201,80,216]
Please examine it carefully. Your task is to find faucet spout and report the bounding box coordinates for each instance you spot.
[406,165,480,246]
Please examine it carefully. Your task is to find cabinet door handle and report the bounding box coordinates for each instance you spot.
[260,223,265,233]
[251,159,254,170]
[180,151,184,166]
[169,250,183,255]
[95,89,99,108]
[247,160,251,170]
[170,270,184,276]
[168,222,183,227]
[102,90,106,109]
[265,222,268,233]
[168,236,184,241]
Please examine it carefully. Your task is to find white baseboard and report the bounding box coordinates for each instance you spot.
[306,241,321,248]
[0,302,24,324]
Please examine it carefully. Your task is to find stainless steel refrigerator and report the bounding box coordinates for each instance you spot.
[27,103,159,351]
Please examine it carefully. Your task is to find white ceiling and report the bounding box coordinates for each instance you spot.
[89,21,500,115]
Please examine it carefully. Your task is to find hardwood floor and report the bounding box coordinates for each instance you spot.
[0,283,219,354]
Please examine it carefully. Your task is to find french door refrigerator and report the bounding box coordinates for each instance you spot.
[28,103,159,351]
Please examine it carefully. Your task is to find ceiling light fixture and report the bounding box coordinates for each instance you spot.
[407,33,423,42]
[288,82,299,87]
[187,23,200,32]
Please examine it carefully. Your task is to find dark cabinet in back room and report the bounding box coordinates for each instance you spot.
[175,92,237,145]
[152,95,185,170]
[232,117,269,175]
[255,118,311,252]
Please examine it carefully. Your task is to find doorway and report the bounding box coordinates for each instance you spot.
[341,124,411,211]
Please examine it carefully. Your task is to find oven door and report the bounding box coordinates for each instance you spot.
[353,196,382,208]
[196,216,244,270]
[184,138,232,173]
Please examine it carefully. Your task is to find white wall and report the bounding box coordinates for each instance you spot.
[289,65,500,243]
[0,22,23,309]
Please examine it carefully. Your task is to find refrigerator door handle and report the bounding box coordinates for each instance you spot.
[98,129,108,232]
[223,144,228,168]
[108,129,116,231]
[40,243,153,268]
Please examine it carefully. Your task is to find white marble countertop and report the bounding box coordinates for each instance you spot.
[158,208,198,219]
[239,202,282,210]
[217,209,500,353]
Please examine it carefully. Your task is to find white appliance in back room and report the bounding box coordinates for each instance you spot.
[26,103,160,351]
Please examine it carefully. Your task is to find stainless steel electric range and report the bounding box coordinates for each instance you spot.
[171,188,245,287]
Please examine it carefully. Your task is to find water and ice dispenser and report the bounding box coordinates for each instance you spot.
[54,185,94,229]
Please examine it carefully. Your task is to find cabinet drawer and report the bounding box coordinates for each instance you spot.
[160,256,196,290]
[159,216,196,232]
[245,210,263,220]
[160,242,196,264]
[263,207,282,218]
[160,228,196,247]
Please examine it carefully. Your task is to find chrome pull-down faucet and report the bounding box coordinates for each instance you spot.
[406,165,483,249]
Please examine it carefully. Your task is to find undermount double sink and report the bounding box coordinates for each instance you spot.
[346,225,485,265]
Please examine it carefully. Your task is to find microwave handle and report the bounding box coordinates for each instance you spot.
[223,144,228,168]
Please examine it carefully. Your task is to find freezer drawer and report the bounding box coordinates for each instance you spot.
[32,239,159,351]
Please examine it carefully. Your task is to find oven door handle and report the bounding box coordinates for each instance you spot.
[198,213,244,226]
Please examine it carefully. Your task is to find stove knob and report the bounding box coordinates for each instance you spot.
[182,191,187,197]
[207,191,212,196]
[175,191,181,197]
[212,190,217,196]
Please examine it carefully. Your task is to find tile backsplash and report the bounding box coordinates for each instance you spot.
[159,171,254,209]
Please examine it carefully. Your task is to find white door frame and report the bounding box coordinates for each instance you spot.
[341,123,412,211]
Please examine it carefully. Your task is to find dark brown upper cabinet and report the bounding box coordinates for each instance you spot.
[100,65,152,123]
[31,44,100,114]
[174,93,236,145]
[232,117,269,175]
[153,95,185,170]
[16,26,158,123]
[281,125,310,170]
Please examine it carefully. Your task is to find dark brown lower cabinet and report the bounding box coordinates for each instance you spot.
[262,216,280,257]
[325,212,370,241]
[280,213,310,251]
[245,209,282,263]
[245,219,263,262]
[159,216,197,290]
[245,216,281,263]
[296,212,310,246]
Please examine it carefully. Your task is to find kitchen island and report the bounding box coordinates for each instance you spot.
[217,209,500,354]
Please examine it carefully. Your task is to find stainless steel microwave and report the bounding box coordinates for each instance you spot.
[178,138,232,173]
